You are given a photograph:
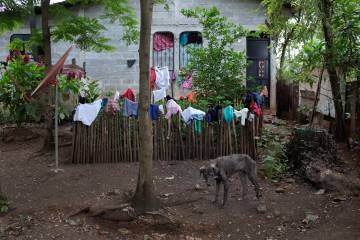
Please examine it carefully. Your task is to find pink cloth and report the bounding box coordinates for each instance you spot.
[153,32,174,51]
[182,73,193,89]
[165,99,182,119]
[104,99,120,115]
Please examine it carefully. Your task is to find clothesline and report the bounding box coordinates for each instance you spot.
[73,96,257,128]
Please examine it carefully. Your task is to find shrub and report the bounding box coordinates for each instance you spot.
[258,126,289,179]
[181,7,248,105]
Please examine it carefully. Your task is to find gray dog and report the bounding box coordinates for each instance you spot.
[200,154,262,207]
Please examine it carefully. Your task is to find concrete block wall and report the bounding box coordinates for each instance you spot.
[0,0,277,111]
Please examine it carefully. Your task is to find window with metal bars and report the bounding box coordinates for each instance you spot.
[179,31,202,69]
[152,32,174,72]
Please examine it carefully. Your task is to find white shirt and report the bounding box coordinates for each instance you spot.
[73,99,102,126]
[155,66,170,89]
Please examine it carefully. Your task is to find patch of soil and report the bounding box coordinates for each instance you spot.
[0,125,359,240]
[1,127,39,143]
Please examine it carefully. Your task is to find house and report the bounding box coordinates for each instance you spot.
[0,0,277,113]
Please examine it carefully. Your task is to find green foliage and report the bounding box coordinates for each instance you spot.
[52,16,114,52]
[181,7,248,105]
[0,0,140,49]
[297,105,311,115]
[0,106,15,124]
[80,77,101,103]
[258,126,288,179]
[283,39,325,84]
[0,48,45,125]
[262,0,360,84]
[0,1,30,35]
[0,194,10,213]
[0,41,84,124]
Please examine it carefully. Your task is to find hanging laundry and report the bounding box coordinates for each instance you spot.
[155,66,170,89]
[234,108,249,126]
[248,113,255,122]
[165,99,182,119]
[121,88,135,102]
[207,108,216,123]
[177,72,183,86]
[182,73,193,89]
[104,99,120,115]
[73,99,103,126]
[123,98,139,117]
[114,90,120,101]
[207,105,222,123]
[159,104,165,114]
[181,106,206,125]
[153,32,174,51]
[100,98,108,112]
[149,104,159,121]
[180,32,189,46]
[188,91,196,103]
[223,105,234,124]
[250,102,262,116]
[194,120,202,135]
[171,71,177,81]
[152,88,167,102]
[150,66,156,90]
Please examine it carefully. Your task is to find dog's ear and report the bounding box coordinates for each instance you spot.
[199,166,205,176]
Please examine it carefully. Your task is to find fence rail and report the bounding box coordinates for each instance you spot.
[71,113,262,164]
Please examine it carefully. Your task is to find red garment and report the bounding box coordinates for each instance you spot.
[250,102,262,116]
[121,88,135,101]
[150,66,156,90]
[153,32,174,51]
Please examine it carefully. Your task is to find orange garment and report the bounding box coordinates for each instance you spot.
[187,91,196,103]
[150,66,156,90]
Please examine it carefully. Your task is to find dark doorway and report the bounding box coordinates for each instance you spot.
[246,37,271,108]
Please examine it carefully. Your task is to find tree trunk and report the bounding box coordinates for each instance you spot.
[319,0,346,141]
[131,0,159,213]
[278,30,293,81]
[41,0,51,68]
[41,0,55,151]
[310,67,324,127]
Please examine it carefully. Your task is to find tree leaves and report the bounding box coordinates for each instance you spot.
[52,16,115,52]
[181,7,248,103]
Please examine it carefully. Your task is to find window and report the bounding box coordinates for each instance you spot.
[10,34,44,62]
[152,32,174,71]
[179,31,202,69]
[10,34,31,42]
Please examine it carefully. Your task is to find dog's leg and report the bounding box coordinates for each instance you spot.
[248,174,262,199]
[239,172,248,199]
[213,179,221,204]
[222,180,230,207]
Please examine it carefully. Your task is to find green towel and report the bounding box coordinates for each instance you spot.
[194,120,202,135]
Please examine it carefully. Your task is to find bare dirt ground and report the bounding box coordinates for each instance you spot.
[0,124,359,240]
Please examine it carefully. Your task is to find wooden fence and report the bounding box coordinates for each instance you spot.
[71,113,262,164]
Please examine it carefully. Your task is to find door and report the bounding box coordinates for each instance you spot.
[246,37,271,108]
